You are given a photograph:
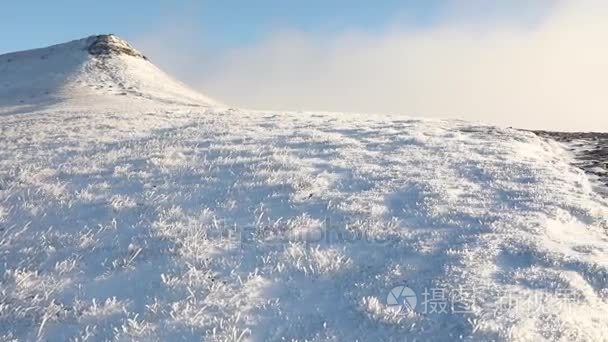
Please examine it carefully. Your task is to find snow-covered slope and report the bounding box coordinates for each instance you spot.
[0,34,217,110]
[1,36,608,341]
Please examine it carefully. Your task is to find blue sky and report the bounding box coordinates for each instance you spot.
[0,0,553,54]
[0,0,446,54]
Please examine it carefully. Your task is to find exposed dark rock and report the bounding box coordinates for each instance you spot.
[532,130,608,142]
[87,34,148,60]
[531,130,608,190]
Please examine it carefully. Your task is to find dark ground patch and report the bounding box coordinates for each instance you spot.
[87,34,148,60]
[532,130,608,189]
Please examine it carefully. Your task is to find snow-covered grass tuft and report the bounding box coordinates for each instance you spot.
[284,243,351,276]
[1,101,608,340]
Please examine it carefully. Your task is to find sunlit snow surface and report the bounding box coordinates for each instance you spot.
[1,37,608,341]
[2,105,608,341]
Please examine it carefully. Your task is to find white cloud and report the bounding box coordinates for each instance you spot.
[137,1,608,131]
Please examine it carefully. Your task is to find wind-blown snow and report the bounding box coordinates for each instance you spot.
[1,37,608,341]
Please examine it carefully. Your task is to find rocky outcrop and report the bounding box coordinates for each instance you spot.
[87,34,147,60]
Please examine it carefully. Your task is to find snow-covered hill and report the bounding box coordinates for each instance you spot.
[0,34,217,110]
[1,36,608,341]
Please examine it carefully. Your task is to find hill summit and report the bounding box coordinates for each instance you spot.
[87,34,148,60]
[0,34,217,108]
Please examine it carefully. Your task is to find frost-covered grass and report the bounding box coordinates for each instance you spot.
[1,34,607,341]
[1,104,608,341]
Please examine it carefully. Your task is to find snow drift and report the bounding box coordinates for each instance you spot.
[1,36,607,341]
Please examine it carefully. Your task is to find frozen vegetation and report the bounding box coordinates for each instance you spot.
[0,35,607,341]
